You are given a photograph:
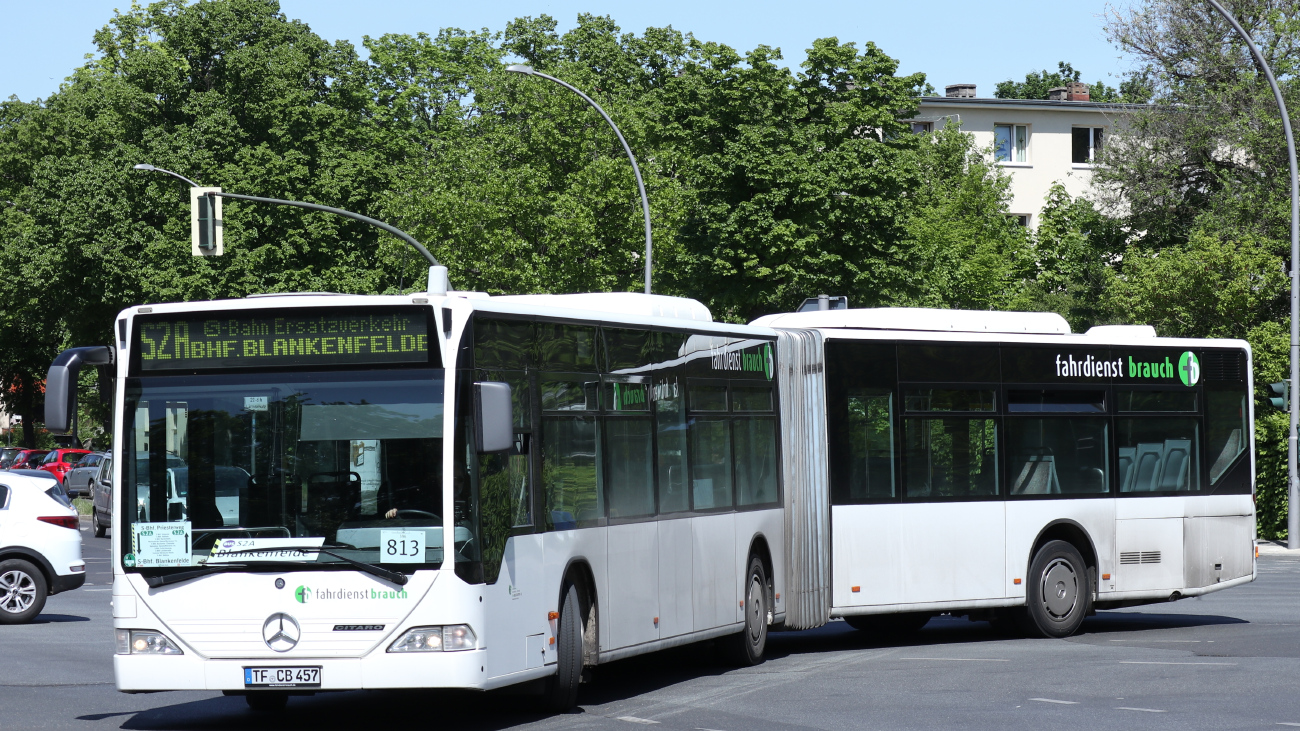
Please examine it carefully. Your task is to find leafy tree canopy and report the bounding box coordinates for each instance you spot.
[994,61,1146,103]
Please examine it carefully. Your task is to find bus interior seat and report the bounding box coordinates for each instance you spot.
[1156,439,1192,491]
[1117,447,1136,492]
[1132,443,1164,491]
[1209,428,1242,482]
[551,510,577,530]
[1012,453,1060,495]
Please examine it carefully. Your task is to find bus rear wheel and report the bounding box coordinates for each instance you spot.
[721,555,769,666]
[544,583,583,712]
[1017,540,1091,638]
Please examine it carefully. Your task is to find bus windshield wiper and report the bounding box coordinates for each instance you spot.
[144,564,248,588]
[213,545,409,586]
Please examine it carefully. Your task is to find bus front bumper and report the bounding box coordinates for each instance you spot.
[114,649,492,692]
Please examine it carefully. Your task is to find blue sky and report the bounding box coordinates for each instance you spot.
[2,0,1129,103]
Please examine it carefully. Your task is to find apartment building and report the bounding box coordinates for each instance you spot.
[910,83,1144,228]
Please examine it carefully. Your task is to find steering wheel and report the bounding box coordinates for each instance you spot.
[394,509,440,521]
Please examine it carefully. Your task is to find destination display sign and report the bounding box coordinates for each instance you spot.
[136,307,433,371]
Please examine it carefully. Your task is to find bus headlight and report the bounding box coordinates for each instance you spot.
[116,629,184,655]
[388,625,477,653]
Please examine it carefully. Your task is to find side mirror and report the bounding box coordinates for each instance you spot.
[473,382,514,453]
[44,346,114,434]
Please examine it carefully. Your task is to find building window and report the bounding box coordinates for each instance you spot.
[910,121,933,134]
[994,124,1028,163]
[1072,127,1104,164]
[1010,214,1030,227]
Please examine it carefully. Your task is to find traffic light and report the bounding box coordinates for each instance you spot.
[190,186,223,256]
[1269,381,1290,412]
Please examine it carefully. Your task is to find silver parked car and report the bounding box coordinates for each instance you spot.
[90,452,112,538]
[62,452,105,498]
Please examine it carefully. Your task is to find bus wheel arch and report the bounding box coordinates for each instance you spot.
[1028,520,1098,599]
[557,558,599,668]
[746,534,775,625]
[1017,521,1098,638]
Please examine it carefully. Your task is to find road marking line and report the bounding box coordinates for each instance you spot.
[1119,661,1237,666]
[1116,707,1167,713]
[1109,639,1201,643]
[617,717,660,725]
[900,657,1010,662]
[1030,698,1079,705]
[1275,723,1300,727]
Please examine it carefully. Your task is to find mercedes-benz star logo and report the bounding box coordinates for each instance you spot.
[262,612,301,653]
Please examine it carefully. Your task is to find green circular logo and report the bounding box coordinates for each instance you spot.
[295,585,311,604]
[763,343,774,381]
[123,553,136,568]
[1178,351,1200,387]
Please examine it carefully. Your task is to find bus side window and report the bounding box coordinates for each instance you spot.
[1206,387,1248,486]
[605,379,654,519]
[688,382,732,510]
[845,389,896,500]
[541,375,602,529]
[1116,388,1202,493]
[901,388,999,499]
[655,371,689,513]
[733,385,778,506]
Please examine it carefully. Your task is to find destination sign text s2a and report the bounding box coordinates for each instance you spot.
[136,309,430,371]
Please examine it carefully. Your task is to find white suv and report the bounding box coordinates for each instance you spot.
[0,473,85,623]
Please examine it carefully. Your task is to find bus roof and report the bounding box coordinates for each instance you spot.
[751,307,1072,334]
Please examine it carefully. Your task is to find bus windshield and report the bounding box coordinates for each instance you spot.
[121,369,445,572]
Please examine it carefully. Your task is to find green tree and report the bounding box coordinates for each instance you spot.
[0,0,398,442]
[1011,184,1130,331]
[994,61,1128,102]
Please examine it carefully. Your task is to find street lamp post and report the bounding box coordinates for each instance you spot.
[1205,1,1300,548]
[505,64,655,295]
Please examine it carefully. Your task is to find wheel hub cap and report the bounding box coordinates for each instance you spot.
[0,570,36,614]
[746,577,764,642]
[1040,559,1078,620]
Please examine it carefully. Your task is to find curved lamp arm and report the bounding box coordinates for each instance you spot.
[507,64,654,294]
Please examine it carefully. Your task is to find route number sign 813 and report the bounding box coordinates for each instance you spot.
[379,529,423,564]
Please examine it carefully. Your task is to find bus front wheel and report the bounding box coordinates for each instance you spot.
[1017,540,1091,638]
[544,583,583,712]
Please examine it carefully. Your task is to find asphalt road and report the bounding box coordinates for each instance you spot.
[5,524,1300,730]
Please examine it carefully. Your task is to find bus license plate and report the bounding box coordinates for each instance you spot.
[244,666,321,688]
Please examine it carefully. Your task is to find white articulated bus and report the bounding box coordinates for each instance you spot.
[43,291,1255,711]
[755,307,1257,638]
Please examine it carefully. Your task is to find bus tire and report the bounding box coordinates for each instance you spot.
[1018,540,1091,638]
[844,612,932,636]
[93,510,106,538]
[544,583,583,712]
[0,558,47,624]
[245,692,288,712]
[721,555,769,666]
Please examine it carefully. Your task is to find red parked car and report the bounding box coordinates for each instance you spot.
[3,449,49,470]
[38,449,91,485]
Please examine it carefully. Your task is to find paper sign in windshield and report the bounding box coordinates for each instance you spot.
[131,522,193,567]
[207,537,326,564]
[379,530,424,564]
